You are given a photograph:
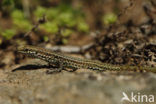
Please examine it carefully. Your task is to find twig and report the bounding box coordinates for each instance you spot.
[24,14,46,37]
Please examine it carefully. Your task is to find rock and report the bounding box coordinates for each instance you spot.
[0,65,156,104]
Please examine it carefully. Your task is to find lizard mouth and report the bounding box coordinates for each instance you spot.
[17,45,30,54]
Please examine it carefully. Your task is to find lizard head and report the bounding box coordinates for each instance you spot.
[17,45,37,55]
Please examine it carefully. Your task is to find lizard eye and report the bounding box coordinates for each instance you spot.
[88,67,94,70]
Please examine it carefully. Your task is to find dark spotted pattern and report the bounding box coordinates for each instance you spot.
[17,45,156,72]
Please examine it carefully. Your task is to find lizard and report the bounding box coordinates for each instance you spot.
[17,45,156,73]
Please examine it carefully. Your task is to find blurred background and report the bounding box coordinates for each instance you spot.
[0,0,155,68]
[0,0,154,45]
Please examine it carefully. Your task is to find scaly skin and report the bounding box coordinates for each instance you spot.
[17,45,156,72]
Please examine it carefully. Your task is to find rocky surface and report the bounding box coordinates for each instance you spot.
[0,60,156,104]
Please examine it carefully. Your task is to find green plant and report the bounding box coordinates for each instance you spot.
[61,29,73,37]
[0,2,89,43]
[102,13,117,25]
[11,10,32,32]
[43,36,49,42]
[77,20,89,32]
[40,22,59,34]
[34,4,89,34]
[0,9,32,40]
[1,29,16,40]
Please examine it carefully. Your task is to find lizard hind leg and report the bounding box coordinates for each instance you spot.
[65,68,78,72]
[46,68,62,74]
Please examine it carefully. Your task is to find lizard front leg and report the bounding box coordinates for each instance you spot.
[46,62,64,74]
